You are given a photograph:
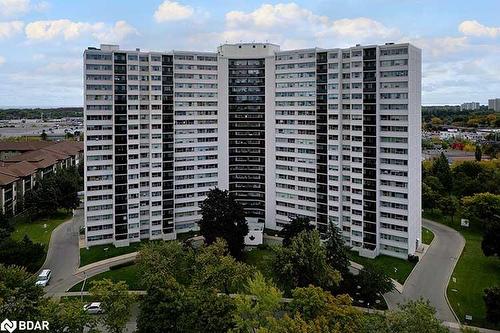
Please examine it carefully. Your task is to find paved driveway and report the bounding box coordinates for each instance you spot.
[43,208,83,294]
[384,219,465,323]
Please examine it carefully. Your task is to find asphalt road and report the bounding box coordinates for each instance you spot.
[43,208,83,295]
[384,218,465,323]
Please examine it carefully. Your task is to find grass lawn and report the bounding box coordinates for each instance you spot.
[11,210,72,248]
[69,264,140,292]
[347,251,415,285]
[80,242,145,267]
[422,227,435,245]
[244,247,277,282]
[424,210,500,329]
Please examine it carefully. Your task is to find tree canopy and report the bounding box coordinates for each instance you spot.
[198,188,249,259]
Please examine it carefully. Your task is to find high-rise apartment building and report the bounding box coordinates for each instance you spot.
[488,98,500,112]
[460,102,480,111]
[84,42,421,259]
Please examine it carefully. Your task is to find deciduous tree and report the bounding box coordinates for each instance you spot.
[199,188,248,259]
[89,279,135,333]
[484,286,500,324]
[279,217,314,246]
[273,230,341,292]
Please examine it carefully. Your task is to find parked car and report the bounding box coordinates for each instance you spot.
[84,302,103,315]
[35,269,51,287]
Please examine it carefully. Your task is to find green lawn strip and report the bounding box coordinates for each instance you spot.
[69,264,140,292]
[347,251,415,285]
[243,247,277,282]
[80,241,146,267]
[424,210,500,329]
[422,227,435,245]
[11,210,72,248]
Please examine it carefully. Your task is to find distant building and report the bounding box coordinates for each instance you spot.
[0,141,83,215]
[460,102,480,111]
[488,98,500,111]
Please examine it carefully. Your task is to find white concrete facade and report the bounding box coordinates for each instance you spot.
[83,42,421,259]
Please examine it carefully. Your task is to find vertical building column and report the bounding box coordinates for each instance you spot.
[113,52,129,243]
[161,55,175,236]
[362,47,378,252]
[316,52,328,233]
[264,56,276,229]
[227,58,266,225]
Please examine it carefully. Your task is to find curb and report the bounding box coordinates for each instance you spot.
[443,229,465,324]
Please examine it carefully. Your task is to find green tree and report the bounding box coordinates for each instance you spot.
[89,279,135,333]
[422,183,440,210]
[137,240,194,288]
[462,193,500,228]
[431,153,453,191]
[198,188,248,259]
[324,222,350,276]
[438,195,459,223]
[230,272,283,332]
[290,286,361,327]
[484,286,500,324]
[39,299,96,333]
[279,217,314,246]
[137,278,236,333]
[137,277,186,333]
[261,286,362,333]
[423,175,445,194]
[273,230,341,292]
[482,219,500,257]
[0,236,45,272]
[56,167,81,211]
[192,239,252,293]
[353,264,394,304]
[179,289,236,333]
[475,145,482,161]
[385,300,449,333]
[0,264,45,321]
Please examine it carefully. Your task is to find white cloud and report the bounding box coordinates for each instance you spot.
[24,19,138,42]
[407,36,469,58]
[325,17,399,39]
[226,3,327,29]
[200,3,400,49]
[92,20,139,43]
[459,20,500,38]
[0,20,24,39]
[154,0,194,22]
[0,0,48,17]
[0,56,5,65]
[37,59,81,74]
[0,0,29,17]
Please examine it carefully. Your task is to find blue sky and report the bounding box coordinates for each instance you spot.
[0,0,499,107]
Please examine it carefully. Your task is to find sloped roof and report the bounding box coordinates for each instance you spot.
[0,171,18,186]
[0,161,38,177]
[44,141,83,156]
[0,141,53,152]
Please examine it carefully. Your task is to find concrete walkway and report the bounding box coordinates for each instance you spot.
[384,219,465,323]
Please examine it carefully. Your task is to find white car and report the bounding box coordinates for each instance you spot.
[35,269,51,287]
[84,302,103,315]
